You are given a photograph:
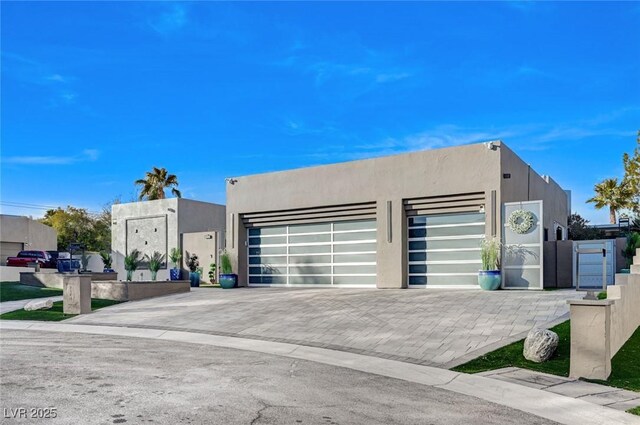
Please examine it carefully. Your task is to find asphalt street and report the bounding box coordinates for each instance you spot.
[0,329,557,425]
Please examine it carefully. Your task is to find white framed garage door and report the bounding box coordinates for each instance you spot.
[248,219,377,287]
[408,212,485,287]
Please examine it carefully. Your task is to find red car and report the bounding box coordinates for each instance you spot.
[6,250,56,268]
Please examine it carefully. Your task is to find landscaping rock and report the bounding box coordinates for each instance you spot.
[23,299,54,311]
[523,328,559,363]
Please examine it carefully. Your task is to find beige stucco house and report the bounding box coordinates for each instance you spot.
[225,141,570,289]
[0,214,57,265]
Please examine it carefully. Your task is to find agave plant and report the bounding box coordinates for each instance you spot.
[124,249,141,281]
[99,251,113,270]
[145,251,165,281]
[169,247,182,269]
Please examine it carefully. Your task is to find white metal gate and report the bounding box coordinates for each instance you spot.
[573,240,615,288]
[247,219,377,287]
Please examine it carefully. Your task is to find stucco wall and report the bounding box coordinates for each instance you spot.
[111,199,225,281]
[568,270,640,380]
[499,145,569,241]
[0,215,57,264]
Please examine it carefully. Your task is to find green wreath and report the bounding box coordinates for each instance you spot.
[508,209,535,234]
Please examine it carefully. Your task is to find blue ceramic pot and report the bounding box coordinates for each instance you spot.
[219,274,238,289]
[478,270,501,290]
[170,268,182,281]
[189,272,200,287]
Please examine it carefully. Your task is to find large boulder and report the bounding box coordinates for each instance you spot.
[523,328,559,363]
[23,299,54,311]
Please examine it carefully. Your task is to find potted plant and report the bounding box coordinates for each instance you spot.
[208,263,217,285]
[169,247,182,280]
[145,251,165,281]
[99,251,114,272]
[124,249,141,282]
[219,250,237,289]
[186,253,200,287]
[80,253,91,273]
[478,238,501,290]
[621,232,640,273]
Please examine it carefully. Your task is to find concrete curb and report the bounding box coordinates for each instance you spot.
[1,321,638,425]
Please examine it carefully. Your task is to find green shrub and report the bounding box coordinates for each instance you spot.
[220,251,233,274]
[480,238,501,271]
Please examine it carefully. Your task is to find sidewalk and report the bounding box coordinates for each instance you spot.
[480,367,640,413]
[0,296,64,314]
[1,320,638,425]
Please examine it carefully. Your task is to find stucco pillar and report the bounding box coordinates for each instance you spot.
[568,299,613,380]
[376,199,406,289]
[63,275,92,315]
[228,212,248,287]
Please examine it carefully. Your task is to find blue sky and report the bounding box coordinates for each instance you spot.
[1,1,638,223]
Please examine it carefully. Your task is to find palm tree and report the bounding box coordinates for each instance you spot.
[587,178,632,224]
[135,167,182,200]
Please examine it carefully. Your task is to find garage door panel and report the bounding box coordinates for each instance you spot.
[408,212,485,287]
[248,219,377,286]
[408,250,481,262]
[249,227,287,236]
[334,231,376,242]
[409,275,478,286]
[409,213,484,226]
[333,243,376,253]
[289,255,332,264]
[249,246,287,255]
[289,223,331,234]
[334,276,376,285]
[408,238,482,251]
[289,276,332,285]
[249,236,287,245]
[249,256,287,265]
[333,253,376,263]
[289,245,331,254]
[334,265,376,274]
[249,266,287,275]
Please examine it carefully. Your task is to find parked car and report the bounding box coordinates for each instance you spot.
[47,251,59,267]
[6,250,56,268]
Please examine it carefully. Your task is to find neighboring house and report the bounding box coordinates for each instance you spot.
[0,214,57,265]
[111,198,226,281]
[225,141,570,289]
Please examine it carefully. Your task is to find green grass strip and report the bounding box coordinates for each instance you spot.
[0,299,122,321]
[0,281,63,302]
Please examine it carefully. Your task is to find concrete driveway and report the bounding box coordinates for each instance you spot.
[69,287,577,368]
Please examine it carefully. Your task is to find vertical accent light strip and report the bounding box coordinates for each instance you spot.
[230,213,235,248]
[490,190,497,237]
[387,200,392,243]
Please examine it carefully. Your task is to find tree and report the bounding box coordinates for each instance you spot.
[135,167,181,201]
[622,130,640,211]
[39,203,113,252]
[587,178,633,224]
[567,213,605,240]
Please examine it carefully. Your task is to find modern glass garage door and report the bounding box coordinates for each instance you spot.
[408,212,485,287]
[248,219,377,286]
